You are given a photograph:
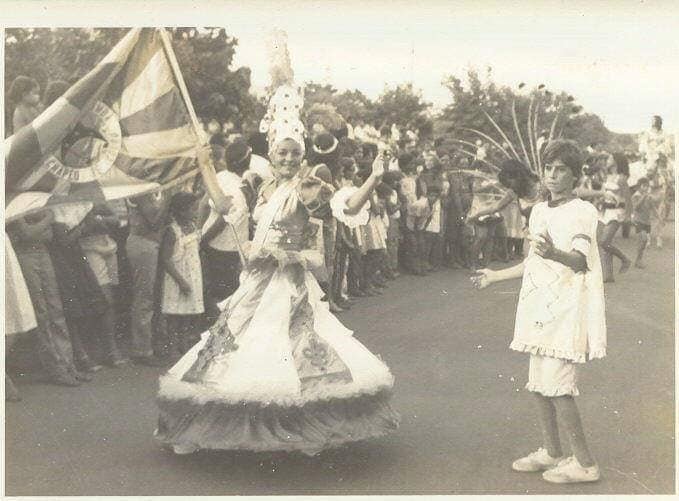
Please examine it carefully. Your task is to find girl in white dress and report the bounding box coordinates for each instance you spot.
[598,153,631,282]
[473,140,606,484]
[160,192,204,357]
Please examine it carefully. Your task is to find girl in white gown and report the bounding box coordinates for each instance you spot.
[155,85,399,456]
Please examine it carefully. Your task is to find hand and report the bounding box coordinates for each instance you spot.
[530,232,555,259]
[196,144,212,168]
[371,153,386,178]
[471,268,494,289]
[42,210,56,224]
[178,279,192,295]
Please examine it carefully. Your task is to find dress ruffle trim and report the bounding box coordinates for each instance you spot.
[510,340,606,363]
[155,390,400,456]
[157,370,395,407]
[330,187,369,228]
[525,382,580,397]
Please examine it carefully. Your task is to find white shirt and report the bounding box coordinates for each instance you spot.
[202,170,249,252]
[248,154,274,180]
[425,199,442,233]
[628,161,647,187]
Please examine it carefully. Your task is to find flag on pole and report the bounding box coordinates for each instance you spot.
[5,28,202,222]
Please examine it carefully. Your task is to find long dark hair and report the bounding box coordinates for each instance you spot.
[498,159,534,198]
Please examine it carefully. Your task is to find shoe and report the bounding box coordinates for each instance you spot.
[53,375,81,387]
[76,358,104,373]
[328,301,345,314]
[348,290,367,298]
[335,298,352,310]
[72,370,93,382]
[173,443,199,455]
[108,351,130,367]
[512,447,564,472]
[634,261,645,269]
[619,259,631,274]
[542,456,601,483]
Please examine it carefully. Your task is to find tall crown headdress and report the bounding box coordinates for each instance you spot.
[260,29,306,154]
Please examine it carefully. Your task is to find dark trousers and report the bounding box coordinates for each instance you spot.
[332,238,351,299]
[201,246,241,327]
[347,249,364,294]
[16,250,76,379]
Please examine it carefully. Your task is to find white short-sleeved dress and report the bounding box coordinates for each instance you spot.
[161,222,204,315]
[511,198,606,397]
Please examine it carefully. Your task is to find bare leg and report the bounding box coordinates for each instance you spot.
[552,395,595,467]
[598,222,613,282]
[533,393,563,458]
[6,334,21,401]
[600,221,631,273]
[635,230,648,267]
[471,225,489,268]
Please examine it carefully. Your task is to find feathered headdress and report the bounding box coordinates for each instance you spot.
[259,29,306,154]
[451,84,582,181]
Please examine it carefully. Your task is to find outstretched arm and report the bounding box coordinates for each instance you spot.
[344,153,387,215]
[468,190,515,220]
[472,262,525,289]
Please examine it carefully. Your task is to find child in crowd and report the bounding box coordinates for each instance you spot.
[332,157,361,306]
[444,168,466,268]
[79,205,129,366]
[631,177,656,268]
[647,166,668,249]
[9,75,42,133]
[422,184,445,270]
[374,180,397,279]
[598,153,632,282]
[467,162,503,268]
[160,193,204,358]
[382,170,404,278]
[360,170,389,292]
[473,140,605,484]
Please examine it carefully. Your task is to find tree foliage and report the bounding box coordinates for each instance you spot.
[5,30,629,154]
[4,27,261,136]
[435,67,629,162]
[301,81,432,138]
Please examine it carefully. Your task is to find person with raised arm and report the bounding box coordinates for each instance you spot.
[155,82,399,456]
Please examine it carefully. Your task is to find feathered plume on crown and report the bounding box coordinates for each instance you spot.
[259,29,306,154]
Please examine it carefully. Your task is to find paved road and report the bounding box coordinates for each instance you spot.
[5,226,675,496]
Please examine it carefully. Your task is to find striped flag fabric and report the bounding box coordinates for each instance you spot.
[5,28,202,222]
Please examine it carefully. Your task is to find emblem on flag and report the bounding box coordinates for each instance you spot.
[39,101,121,184]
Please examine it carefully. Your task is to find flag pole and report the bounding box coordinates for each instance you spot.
[158,28,247,267]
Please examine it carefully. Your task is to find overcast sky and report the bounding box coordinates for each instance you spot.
[4,0,679,134]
